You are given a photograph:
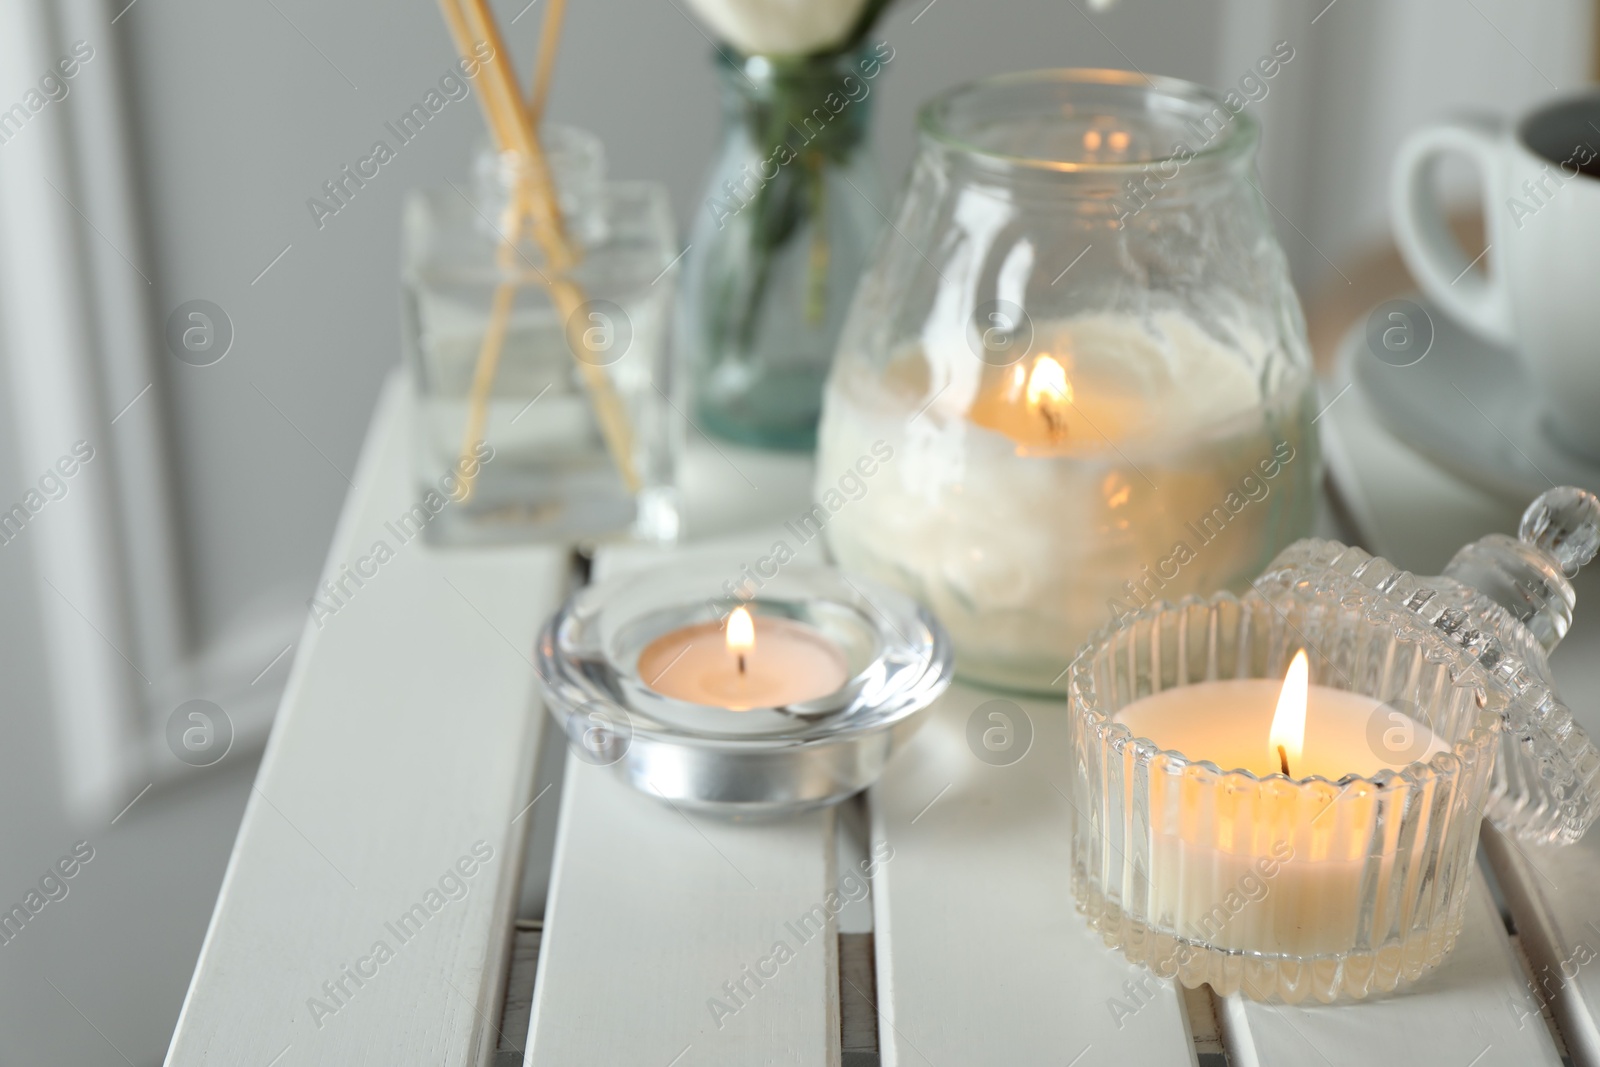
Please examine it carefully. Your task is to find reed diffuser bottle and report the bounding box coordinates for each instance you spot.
[403,131,680,545]
[405,0,682,546]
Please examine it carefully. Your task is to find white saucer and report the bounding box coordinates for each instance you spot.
[1344,294,1600,503]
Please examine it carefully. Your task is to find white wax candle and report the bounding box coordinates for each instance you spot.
[816,309,1317,692]
[1111,678,1450,957]
[638,613,848,710]
[1114,680,1447,780]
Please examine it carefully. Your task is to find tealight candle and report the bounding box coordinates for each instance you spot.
[638,606,849,710]
[1109,651,1448,959]
[539,561,953,813]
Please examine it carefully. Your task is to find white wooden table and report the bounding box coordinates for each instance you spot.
[164,373,1600,1066]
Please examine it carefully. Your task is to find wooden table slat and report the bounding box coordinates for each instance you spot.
[1483,828,1600,1067]
[1325,357,1600,1067]
[869,682,1197,1065]
[166,375,567,1066]
[524,534,840,1066]
[1221,873,1561,1067]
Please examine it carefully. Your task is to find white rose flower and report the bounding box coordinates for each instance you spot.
[682,0,872,57]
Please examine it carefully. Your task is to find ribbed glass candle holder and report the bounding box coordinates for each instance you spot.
[1067,591,1500,1003]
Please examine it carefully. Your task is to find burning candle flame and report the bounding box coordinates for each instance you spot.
[1026,354,1068,406]
[727,606,754,675]
[1269,649,1309,776]
[727,606,754,651]
[1026,355,1071,442]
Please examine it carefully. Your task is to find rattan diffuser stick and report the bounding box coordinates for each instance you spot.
[528,0,567,123]
[437,0,641,500]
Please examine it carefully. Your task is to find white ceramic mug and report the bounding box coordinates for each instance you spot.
[1391,92,1600,457]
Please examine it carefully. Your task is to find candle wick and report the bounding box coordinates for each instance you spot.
[1041,405,1064,442]
[737,653,746,676]
[1277,744,1291,777]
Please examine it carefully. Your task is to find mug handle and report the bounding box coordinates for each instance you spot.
[1389,117,1516,348]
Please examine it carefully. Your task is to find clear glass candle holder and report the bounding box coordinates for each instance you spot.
[536,564,953,815]
[1070,491,1600,1002]
[817,69,1318,694]
[1068,590,1500,1003]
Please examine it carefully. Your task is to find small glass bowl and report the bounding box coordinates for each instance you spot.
[536,564,953,815]
[1067,589,1500,1003]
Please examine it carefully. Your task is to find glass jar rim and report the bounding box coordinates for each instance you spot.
[918,67,1259,175]
[714,41,884,84]
[537,563,955,746]
[1066,589,1503,791]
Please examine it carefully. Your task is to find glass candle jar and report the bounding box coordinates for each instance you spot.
[816,70,1318,692]
[1069,589,1498,1002]
[1068,494,1600,1002]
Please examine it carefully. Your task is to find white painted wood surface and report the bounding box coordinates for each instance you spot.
[165,376,566,1066]
[1325,360,1600,1067]
[170,360,1600,1066]
[527,760,839,1066]
[869,682,1196,1066]
[1481,828,1600,1067]
[1220,875,1561,1067]
[678,438,819,541]
[1467,513,1600,1067]
[525,534,840,1067]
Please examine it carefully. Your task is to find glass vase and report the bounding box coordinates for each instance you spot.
[815,69,1319,692]
[679,45,890,450]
